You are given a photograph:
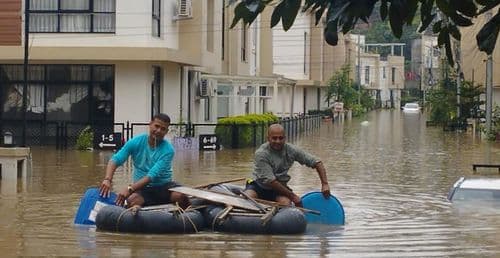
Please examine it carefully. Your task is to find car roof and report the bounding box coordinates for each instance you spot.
[458,178,500,190]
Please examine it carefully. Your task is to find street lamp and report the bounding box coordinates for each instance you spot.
[3,131,13,146]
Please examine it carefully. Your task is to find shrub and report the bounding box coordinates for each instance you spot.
[76,126,94,151]
[215,113,278,148]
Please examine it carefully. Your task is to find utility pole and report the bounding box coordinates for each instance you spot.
[455,39,461,121]
[357,34,361,104]
[485,11,494,135]
[22,0,30,147]
[486,54,493,132]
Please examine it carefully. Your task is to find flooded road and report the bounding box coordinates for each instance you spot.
[1,110,500,257]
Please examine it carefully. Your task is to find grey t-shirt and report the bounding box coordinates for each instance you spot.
[252,142,320,189]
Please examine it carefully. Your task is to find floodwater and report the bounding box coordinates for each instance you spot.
[1,109,500,257]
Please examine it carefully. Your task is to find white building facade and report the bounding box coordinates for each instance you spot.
[0,0,297,144]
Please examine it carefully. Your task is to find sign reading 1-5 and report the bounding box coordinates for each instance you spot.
[96,132,122,150]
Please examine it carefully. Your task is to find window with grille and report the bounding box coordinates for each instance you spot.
[241,23,247,62]
[29,0,116,33]
[391,67,396,84]
[152,0,161,37]
[364,66,370,84]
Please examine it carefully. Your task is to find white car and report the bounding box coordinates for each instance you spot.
[402,103,421,113]
[447,177,500,202]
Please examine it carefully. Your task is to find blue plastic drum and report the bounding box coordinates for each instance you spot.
[301,191,345,225]
[74,187,117,225]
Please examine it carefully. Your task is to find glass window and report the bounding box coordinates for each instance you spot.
[46,83,88,122]
[152,0,161,37]
[391,67,396,84]
[364,66,370,84]
[241,24,247,62]
[60,14,92,32]
[151,66,161,117]
[30,0,57,11]
[93,65,114,81]
[204,98,210,121]
[60,0,90,10]
[93,82,113,122]
[29,0,116,33]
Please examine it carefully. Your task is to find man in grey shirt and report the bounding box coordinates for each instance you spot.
[244,124,331,207]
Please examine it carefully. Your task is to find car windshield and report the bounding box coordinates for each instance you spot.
[405,103,419,108]
[451,188,500,201]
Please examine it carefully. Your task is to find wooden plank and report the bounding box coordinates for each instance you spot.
[170,186,270,212]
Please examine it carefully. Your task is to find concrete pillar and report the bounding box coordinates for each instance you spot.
[0,147,31,195]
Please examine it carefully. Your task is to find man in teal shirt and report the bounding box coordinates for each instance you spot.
[244,123,330,207]
[99,113,189,209]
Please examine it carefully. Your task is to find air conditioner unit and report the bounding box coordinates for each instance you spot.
[175,0,192,20]
[199,78,209,97]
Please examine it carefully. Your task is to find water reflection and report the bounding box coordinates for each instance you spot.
[0,110,499,257]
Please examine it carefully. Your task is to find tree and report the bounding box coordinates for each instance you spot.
[229,0,500,65]
[325,65,358,109]
[426,78,483,125]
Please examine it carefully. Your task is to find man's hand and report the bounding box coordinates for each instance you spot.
[99,178,112,198]
[115,187,130,207]
[291,194,303,207]
[321,183,331,198]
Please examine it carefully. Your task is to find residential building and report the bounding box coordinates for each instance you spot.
[461,9,500,108]
[409,35,439,103]
[346,35,405,108]
[0,0,289,145]
[273,13,346,116]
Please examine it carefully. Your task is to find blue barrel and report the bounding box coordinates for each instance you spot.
[74,187,117,225]
[301,191,345,225]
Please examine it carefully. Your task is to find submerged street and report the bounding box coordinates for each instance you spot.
[1,109,500,257]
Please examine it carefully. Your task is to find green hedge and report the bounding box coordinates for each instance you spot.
[215,113,279,148]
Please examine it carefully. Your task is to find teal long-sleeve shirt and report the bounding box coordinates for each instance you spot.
[111,133,174,186]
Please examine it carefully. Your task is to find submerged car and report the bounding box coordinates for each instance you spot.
[447,177,500,202]
[402,103,421,113]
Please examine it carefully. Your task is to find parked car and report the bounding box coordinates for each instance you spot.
[402,103,421,113]
[447,177,500,202]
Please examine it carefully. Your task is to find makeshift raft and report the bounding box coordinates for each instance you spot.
[184,184,307,234]
[95,205,204,234]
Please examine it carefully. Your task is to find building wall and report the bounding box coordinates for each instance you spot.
[258,8,274,77]
[360,54,380,89]
[388,56,405,90]
[0,0,21,46]
[461,8,500,108]
[273,12,310,80]
[114,62,151,124]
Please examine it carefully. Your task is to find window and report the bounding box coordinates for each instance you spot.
[391,67,396,84]
[241,23,247,62]
[151,66,161,118]
[204,98,210,121]
[382,67,386,79]
[364,66,370,84]
[29,0,116,33]
[0,64,114,123]
[206,0,214,52]
[152,0,161,37]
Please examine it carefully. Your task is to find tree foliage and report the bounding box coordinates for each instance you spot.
[426,78,484,125]
[230,0,500,65]
[325,65,357,109]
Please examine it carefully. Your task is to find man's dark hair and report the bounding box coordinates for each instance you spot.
[152,113,171,123]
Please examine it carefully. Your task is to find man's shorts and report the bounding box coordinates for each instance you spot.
[245,179,292,201]
[137,181,181,206]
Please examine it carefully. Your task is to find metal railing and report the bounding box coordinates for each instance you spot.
[0,115,322,149]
